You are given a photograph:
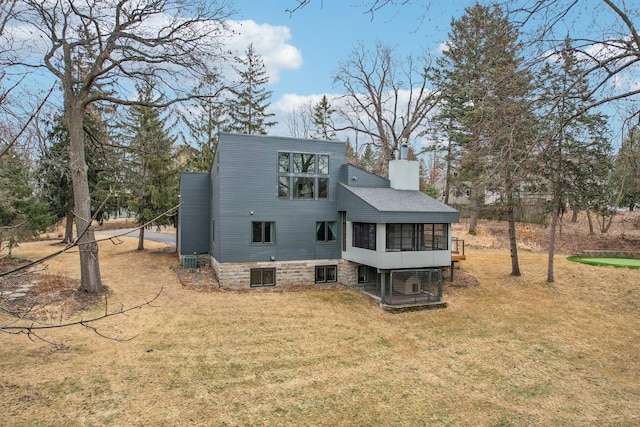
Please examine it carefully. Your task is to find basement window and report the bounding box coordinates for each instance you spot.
[250,268,276,287]
[315,265,337,283]
[357,266,368,284]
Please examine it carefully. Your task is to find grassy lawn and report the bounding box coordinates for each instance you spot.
[2,238,639,426]
[568,256,640,269]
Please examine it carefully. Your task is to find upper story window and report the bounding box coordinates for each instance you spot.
[278,152,290,173]
[278,152,329,200]
[386,223,448,252]
[318,155,329,174]
[252,221,276,244]
[294,177,314,199]
[316,221,337,242]
[293,153,315,173]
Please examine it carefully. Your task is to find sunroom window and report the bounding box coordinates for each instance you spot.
[386,223,448,251]
[353,222,376,250]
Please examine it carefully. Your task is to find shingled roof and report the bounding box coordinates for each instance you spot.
[337,183,459,224]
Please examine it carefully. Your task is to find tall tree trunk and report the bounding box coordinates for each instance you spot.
[138,226,145,251]
[586,209,594,235]
[67,104,102,293]
[558,210,563,236]
[571,209,578,223]
[468,209,478,235]
[600,211,615,233]
[547,202,560,283]
[468,183,482,235]
[444,138,452,205]
[507,189,521,276]
[64,195,74,244]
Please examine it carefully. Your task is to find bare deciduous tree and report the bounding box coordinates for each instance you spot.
[2,0,235,292]
[285,0,415,19]
[0,203,179,347]
[286,100,314,139]
[333,42,438,176]
[510,0,640,119]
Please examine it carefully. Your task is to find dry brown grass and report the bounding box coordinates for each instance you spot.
[1,229,639,426]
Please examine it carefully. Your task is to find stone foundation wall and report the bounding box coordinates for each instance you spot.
[210,256,222,280]
[210,256,365,290]
[339,259,363,290]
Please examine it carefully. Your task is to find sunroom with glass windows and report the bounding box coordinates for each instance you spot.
[337,182,459,306]
[337,183,459,269]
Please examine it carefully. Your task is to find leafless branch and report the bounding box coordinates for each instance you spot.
[508,0,640,120]
[333,42,439,173]
[94,203,182,244]
[0,84,55,159]
[284,0,414,20]
[0,197,180,279]
[285,0,313,16]
[1,287,163,348]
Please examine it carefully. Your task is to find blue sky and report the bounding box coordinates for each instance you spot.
[226,1,638,142]
[6,0,635,145]
[228,1,470,136]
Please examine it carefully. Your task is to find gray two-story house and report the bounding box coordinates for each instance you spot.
[178,133,460,307]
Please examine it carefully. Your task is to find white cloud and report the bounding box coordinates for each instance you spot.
[272,93,322,115]
[269,92,328,138]
[226,20,303,84]
[436,41,450,54]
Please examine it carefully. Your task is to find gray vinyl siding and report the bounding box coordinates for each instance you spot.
[178,172,211,255]
[214,133,346,263]
[341,164,390,187]
[210,154,221,260]
[180,133,459,265]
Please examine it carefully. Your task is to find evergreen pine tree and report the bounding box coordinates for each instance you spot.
[360,144,379,174]
[122,82,178,250]
[39,114,117,242]
[311,95,336,140]
[1,148,52,255]
[345,137,358,165]
[226,44,276,135]
[180,73,226,171]
[434,2,537,276]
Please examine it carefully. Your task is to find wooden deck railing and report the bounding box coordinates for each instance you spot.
[450,237,466,281]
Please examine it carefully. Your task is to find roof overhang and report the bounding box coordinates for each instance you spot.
[337,183,460,224]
